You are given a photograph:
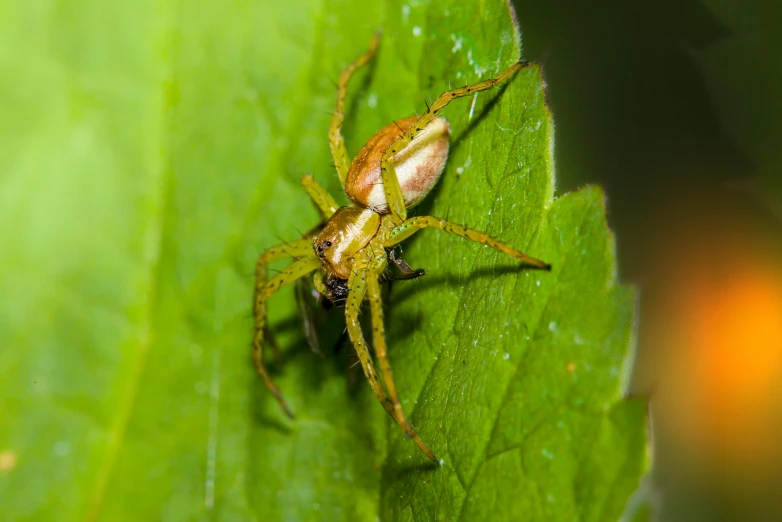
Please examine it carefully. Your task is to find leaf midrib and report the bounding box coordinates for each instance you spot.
[83,22,175,522]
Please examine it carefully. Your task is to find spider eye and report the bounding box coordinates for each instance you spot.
[325,240,332,247]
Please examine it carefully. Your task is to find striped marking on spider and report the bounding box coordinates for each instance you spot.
[253,33,550,463]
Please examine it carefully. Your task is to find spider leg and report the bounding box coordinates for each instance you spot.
[254,239,319,417]
[262,324,283,361]
[345,262,438,462]
[301,174,339,220]
[344,268,393,414]
[330,33,380,186]
[380,62,527,224]
[366,256,437,461]
[384,216,550,270]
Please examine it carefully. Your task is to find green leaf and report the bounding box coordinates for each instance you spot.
[0,1,646,521]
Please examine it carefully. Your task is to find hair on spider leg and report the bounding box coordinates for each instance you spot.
[315,107,337,118]
[272,233,299,248]
[233,263,259,282]
[326,75,340,90]
[444,205,452,222]
[290,225,305,237]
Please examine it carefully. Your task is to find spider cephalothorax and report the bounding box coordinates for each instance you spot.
[253,34,550,462]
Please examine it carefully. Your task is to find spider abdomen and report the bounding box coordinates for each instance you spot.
[345,116,450,213]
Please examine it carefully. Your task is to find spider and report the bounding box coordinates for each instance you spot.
[253,34,550,463]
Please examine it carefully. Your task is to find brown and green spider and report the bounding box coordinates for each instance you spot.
[253,34,550,463]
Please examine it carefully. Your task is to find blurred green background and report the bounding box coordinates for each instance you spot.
[513,0,782,521]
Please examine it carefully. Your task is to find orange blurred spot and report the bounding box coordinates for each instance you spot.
[694,272,782,392]
[566,362,577,372]
[639,192,782,492]
[0,450,17,471]
[688,267,782,467]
